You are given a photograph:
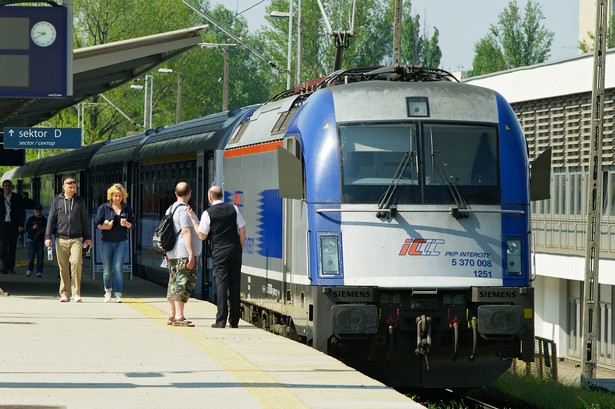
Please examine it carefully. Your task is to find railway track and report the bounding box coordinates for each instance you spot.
[405,387,542,409]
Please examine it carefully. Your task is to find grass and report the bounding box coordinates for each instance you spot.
[492,371,615,409]
[411,371,615,409]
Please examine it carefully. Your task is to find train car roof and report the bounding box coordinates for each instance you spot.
[8,141,106,179]
[89,133,146,169]
[226,96,300,149]
[135,106,258,160]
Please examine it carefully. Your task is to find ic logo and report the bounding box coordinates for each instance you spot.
[399,239,445,256]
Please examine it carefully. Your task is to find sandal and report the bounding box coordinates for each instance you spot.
[172,317,195,327]
[167,317,175,325]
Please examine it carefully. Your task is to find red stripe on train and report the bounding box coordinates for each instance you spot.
[224,141,283,158]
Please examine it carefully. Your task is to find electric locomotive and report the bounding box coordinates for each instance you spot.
[223,66,545,388]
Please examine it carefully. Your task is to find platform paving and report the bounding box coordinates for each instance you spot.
[0,246,423,409]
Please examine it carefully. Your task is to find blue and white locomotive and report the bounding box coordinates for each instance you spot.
[7,65,547,389]
[223,66,543,388]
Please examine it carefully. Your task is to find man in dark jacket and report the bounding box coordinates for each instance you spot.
[44,177,92,302]
[0,179,25,274]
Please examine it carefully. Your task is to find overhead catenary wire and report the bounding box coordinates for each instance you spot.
[180,0,285,73]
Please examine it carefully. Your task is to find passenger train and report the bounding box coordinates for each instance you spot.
[7,65,549,388]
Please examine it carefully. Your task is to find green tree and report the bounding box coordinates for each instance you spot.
[469,0,553,77]
[578,17,615,53]
[42,0,275,151]
[261,0,441,86]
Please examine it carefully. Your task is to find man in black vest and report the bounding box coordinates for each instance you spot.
[0,180,25,274]
[193,185,246,328]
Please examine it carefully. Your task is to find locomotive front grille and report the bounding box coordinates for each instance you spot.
[410,295,438,310]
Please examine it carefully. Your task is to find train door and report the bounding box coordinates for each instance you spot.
[282,136,307,294]
[193,150,210,300]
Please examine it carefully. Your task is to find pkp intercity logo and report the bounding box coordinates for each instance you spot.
[399,238,445,256]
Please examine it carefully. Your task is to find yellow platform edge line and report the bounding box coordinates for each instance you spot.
[123,298,310,409]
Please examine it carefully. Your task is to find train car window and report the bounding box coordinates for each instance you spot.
[339,123,419,204]
[229,121,248,144]
[39,175,55,205]
[271,107,299,135]
[423,124,500,205]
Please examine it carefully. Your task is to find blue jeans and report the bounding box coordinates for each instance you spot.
[27,240,44,273]
[101,240,128,293]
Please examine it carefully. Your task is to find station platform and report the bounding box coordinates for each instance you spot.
[0,246,423,409]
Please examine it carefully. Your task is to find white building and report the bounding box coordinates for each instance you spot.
[465,12,615,368]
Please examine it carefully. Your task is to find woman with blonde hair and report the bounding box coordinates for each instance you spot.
[95,183,134,302]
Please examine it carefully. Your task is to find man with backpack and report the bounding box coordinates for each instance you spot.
[164,181,201,327]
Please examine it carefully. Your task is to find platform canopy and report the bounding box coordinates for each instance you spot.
[0,25,207,129]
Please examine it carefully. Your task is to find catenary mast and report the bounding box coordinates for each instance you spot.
[581,0,608,384]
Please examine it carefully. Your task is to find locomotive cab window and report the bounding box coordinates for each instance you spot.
[340,123,419,204]
[339,122,500,205]
[423,124,500,204]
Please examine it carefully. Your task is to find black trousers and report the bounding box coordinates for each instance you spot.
[212,246,242,326]
[0,222,19,271]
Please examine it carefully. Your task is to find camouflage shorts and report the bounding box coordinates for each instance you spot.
[166,257,197,303]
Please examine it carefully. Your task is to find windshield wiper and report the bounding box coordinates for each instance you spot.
[431,148,468,219]
[377,150,413,218]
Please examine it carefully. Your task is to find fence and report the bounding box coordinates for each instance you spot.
[511,336,558,381]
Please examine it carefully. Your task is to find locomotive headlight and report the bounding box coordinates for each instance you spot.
[507,239,520,255]
[506,237,522,276]
[319,234,340,276]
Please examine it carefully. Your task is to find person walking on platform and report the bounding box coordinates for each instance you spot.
[95,183,134,303]
[192,185,245,329]
[0,179,25,275]
[25,204,47,278]
[45,177,92,302]
[165,181,201,327]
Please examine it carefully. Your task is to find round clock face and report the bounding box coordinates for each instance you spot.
[31,21,57,47]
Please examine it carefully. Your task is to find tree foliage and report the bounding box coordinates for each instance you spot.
[578,17,615,53]
[469,0,553,77]
[260,0,441,84]
[32,0,440,164]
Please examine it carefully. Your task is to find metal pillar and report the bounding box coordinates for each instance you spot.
[581,0,608,385]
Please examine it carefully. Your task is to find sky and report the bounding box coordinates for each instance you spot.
[213,0,580,72]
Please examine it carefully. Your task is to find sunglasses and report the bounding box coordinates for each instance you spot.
[64,181,76,185]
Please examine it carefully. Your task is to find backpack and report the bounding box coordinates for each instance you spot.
[152,203,186,253]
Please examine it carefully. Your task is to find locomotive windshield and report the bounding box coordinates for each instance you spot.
[339,122,500,205]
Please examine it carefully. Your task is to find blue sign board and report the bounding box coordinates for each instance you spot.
[0,6,69,97]
[3,127,81,149]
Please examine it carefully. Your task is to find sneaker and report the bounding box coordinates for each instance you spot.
[115,292,122,303]
[36,273,42,278]
[26,270,32,277]
[60,295,69,302]
[104,289,112,303]
[74,295,82,303]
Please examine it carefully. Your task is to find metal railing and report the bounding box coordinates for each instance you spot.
[512,336,558,381]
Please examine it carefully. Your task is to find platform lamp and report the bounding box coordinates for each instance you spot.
[270,7,292,90]
[129,74,153,130]
[158,68,183,123]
